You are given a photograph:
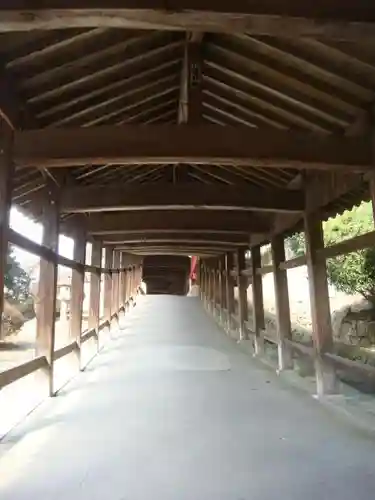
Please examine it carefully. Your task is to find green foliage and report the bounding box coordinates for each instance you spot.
[286,202,375,302]
[4,246,30,303]
[287,232,305,257]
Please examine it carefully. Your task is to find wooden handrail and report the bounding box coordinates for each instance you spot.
[284,338,314,356]
[0,356,48,390]
[324,352,375,376]
[53,341,79,361]
[81,329,98,344]
[8,228,141,274]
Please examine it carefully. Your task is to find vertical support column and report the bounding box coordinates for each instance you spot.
[218,257,225,325]
[120,258,126,309]
[225,252,235,333]
[305,213,337,396]
[125,267,130,308]
[207,264,212,311]
[88,240,102,349]
[112,251,120,317]
[103,247,113,324]
[251,246,265,355]
[129,265,134,301]
[0,121,13,341]
[271,235,293,371]
[236,248,248,341]
[201,263,207,305]
[212,265,217,316]
[36,179,59,396]
[70,222,86,368]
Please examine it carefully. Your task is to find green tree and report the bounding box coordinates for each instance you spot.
[4,246,30,303]
[286,202,375,303]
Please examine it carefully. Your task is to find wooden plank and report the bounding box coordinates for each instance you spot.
[1,2,375,41]
[70,220,86,368]
[251,246,265,355]
[61,184,304,214]
[0,356,48,390]
[35,179,59,396]
[13,126,371,172]
[304,213,337,396]
[103,247,113,322]
[236,248,249,340]
[88,240,102,349]
[0,120,13,340]
[271,234,293,371]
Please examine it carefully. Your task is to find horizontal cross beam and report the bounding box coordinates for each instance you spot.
[13,125,371,172]
[61,183,304,214]
[84,210,270,235]
[0,2,374,41]
[102,232,249,245]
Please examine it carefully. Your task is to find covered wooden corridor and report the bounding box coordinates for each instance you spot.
[2,2,375,496]
[1,295,375,500]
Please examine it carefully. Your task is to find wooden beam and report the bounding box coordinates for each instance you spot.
[70,219,87,368]
[1,2,375,41]
[14,126,371,172]
[103,233,249,245]
[88,240,102,348]
[271,234,293,371]
[86,211,270,235]
[61,184,304,214]
[0,121,13,340]
[304,213,337,396]
[35,179,59,396]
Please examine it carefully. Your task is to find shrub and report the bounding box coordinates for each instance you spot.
[286,202,375,303]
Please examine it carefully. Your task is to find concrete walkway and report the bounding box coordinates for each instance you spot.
[1,296,375,499]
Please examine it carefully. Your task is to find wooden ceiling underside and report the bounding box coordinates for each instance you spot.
[1,3,374,256]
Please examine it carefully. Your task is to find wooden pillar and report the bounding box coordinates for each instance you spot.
[88,240,102,348]
[236,248,249,340]
[0,121,14,341]
[225,252,235,332]
[36,180,59,396]
[103,247,113,323]
[212,265,217,315]
[125,267,130,306]
[207,264,212,310]
[120,260,126,308]
[112,251,121,315]
[201,263,207,304]
[305,213,337,396]
[218,257,225,324]
[251,246,265,355]
[271,235,293,371]
[70,222,86,368]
